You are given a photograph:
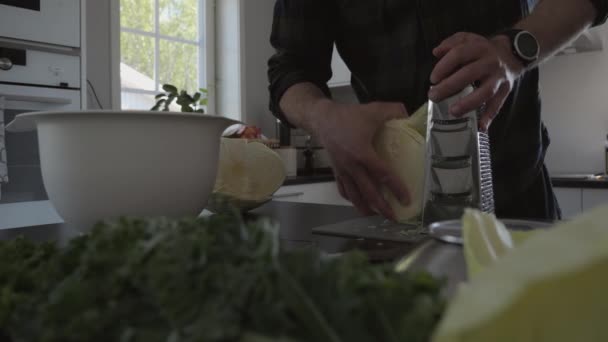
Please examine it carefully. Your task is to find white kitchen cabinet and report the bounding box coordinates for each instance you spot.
[554,188,583,219]
[553,187,608,218]
[582,189,608,211]
[328,45,351,88]
[273,182,352,206]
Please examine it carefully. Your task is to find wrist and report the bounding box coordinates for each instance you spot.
[491,35,526,76]
[308,98,341,135]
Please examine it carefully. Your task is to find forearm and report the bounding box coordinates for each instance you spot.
[278,82,335,134]
[516,0,598,64]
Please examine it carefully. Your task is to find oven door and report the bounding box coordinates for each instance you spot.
[0,0,80,48]
[0,84,80,229]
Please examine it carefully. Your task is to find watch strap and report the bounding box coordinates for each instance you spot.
[497,29,538,67]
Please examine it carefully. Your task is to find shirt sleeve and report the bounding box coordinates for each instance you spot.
[589,0,608,26]
[267,0,337,128]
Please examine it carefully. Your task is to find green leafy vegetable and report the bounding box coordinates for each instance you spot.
[0,215,444,342]
[152,84,208,113]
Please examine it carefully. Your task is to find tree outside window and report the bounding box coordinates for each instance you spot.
[120,0,205,110]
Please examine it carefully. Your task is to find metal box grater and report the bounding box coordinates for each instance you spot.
[421,85,495,227]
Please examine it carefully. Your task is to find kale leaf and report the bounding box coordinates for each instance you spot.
[0,214,444,342]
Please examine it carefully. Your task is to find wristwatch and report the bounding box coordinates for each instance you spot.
[497,29,540,67]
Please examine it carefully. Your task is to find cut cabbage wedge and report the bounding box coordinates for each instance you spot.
[462,209,514,278]
[432,204,608,342]
[213,138,286,205]
[405,102,429,137]
[373,103,427,223]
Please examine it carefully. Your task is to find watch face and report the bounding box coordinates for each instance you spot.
[515,32,539,61]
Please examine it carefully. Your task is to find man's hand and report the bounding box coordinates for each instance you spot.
[428,32,525,131]
[310,101,411,221]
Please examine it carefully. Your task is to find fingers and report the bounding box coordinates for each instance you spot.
[335,147,409,221]
[350,166,396,221]
[432,32,471,58]
[429,32,515,126]
[338,173,374,216]
[362,151,411,206]
[448,74,502,117]
[320,100,415,221]
[480,83,510,132]
[428,57,497,108]
[366,102,409,123]
[430,44,485,85]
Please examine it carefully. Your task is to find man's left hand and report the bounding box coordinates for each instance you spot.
[428,32,525,131]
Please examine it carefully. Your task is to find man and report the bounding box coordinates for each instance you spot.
[268,0,607,221]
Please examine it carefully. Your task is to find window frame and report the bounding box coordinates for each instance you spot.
[113,0,215,113]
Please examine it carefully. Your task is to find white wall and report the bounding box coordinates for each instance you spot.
[541,25,608,174]
[215,0,243,121]
[241,0,277,138]
[85,0,119,109]
[215,0,277,137]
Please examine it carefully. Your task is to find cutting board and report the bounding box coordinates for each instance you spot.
[311,216,428,244]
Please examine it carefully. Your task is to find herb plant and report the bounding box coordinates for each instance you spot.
[151,84,208,113]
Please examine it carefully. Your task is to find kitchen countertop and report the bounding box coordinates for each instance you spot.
[283,169,336,186]
[0,202,414,255]
[251,202,465,296]
[551,175,608,189]
[0,201,464,296]
[249,202,424,259]
[284,171,608,189]
[283,174,336,186]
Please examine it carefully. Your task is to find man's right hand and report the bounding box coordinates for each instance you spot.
[310,100,411,221]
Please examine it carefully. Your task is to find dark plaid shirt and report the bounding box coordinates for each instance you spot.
[268,0,608,219]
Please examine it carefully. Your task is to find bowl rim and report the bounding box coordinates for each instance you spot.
[6,110,240,132]
[18,109,236,119]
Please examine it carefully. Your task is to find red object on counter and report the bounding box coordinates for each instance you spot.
[239,126,262,139]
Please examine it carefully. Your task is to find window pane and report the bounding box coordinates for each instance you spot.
[121,91,157,110]
[120,0,154,32]
[159,40,198,93]
[121,32,156,91]
[122,91,181,111]
[159,0,198,41]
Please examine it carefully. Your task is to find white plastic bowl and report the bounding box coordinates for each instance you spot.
[7,110,237,230]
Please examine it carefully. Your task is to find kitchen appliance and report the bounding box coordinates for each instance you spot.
[0,85,81,229]
[296,147,332,171]
[421,85,495,227]
[0,0,81,48]
[0,97,7,193]
[0,39,84,229]
[0,45,81,89]
[275,147,298,177]
[276,119,291,146]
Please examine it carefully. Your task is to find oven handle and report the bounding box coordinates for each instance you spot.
[0,93,72,105]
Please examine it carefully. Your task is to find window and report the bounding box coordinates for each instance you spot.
[119,0,209,110]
